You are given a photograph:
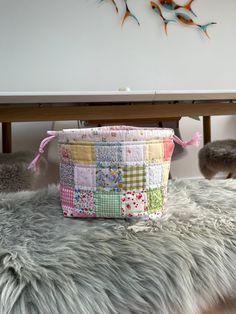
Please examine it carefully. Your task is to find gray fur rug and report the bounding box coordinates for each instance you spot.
[0,179,236,314]
[0,151,47,192]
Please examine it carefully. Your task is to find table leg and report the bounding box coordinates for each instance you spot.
[2,122,12,153]
[203,116,211,145]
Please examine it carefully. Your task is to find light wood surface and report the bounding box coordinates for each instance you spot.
[0,102,236,123]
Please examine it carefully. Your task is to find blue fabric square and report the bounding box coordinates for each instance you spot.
[95,143,122,164]
[96,165,122,191]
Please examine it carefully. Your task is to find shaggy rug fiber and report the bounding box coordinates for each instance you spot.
[0,151,47,192]
[0,179,236,314]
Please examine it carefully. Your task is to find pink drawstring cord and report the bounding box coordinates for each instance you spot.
[173,132,201,148]
[28,133,56,171]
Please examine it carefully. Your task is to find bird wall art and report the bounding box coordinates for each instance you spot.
[99,0,216,38]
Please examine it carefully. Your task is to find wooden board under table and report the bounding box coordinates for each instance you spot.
[0,90,236,153]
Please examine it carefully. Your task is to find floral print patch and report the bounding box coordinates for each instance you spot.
[121,191,147,217]
[59,144,72,162]
[95,144,122,164]
[60,163,74,188]
[96,166,123,191]
[74,189,96,217]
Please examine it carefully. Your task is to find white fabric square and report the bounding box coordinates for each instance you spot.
[123,144,146,163]
[74,165,96,190]
[147,164,163,189]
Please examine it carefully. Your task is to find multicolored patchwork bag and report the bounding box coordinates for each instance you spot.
[29,126,200,219]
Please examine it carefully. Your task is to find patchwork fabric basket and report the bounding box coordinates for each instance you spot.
[29,126,200,219]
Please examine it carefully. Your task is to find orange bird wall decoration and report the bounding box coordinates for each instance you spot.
[100,0,216,38]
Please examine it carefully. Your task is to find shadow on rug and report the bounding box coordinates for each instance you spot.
[0,180,236,314]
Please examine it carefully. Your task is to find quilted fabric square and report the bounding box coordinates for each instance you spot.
[74,189,96,217]
[95,144,122,164]
[96,166,123,191]
[147,188,164,213]
[121,191,147,217]
[94,191,121,217]
[163,161,171,185]
[74,165,96,190]
[164,139,174,161]
[60,163,74,188]
[148,142,164,163]
[70,144,95,164]
[147,164,163,189]
[123,166,146,190]
[122,144,146,163]
[60,185,74,210]
[58,144,72,163]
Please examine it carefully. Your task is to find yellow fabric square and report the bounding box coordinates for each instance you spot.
[163,161,171,185]
[148,142,164,163]
[70,144,95,164]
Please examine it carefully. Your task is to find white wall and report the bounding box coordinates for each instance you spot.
[0,0,236,91]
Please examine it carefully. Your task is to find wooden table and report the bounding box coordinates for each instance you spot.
[1,90,236,153]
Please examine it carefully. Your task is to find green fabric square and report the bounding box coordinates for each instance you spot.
[123,166,146,190]
[94,191,121,217]
[147,188,164,213]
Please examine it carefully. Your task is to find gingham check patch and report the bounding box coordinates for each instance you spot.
[123,166,146,190]
[60,185,74,209]
[95,192,121,217]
